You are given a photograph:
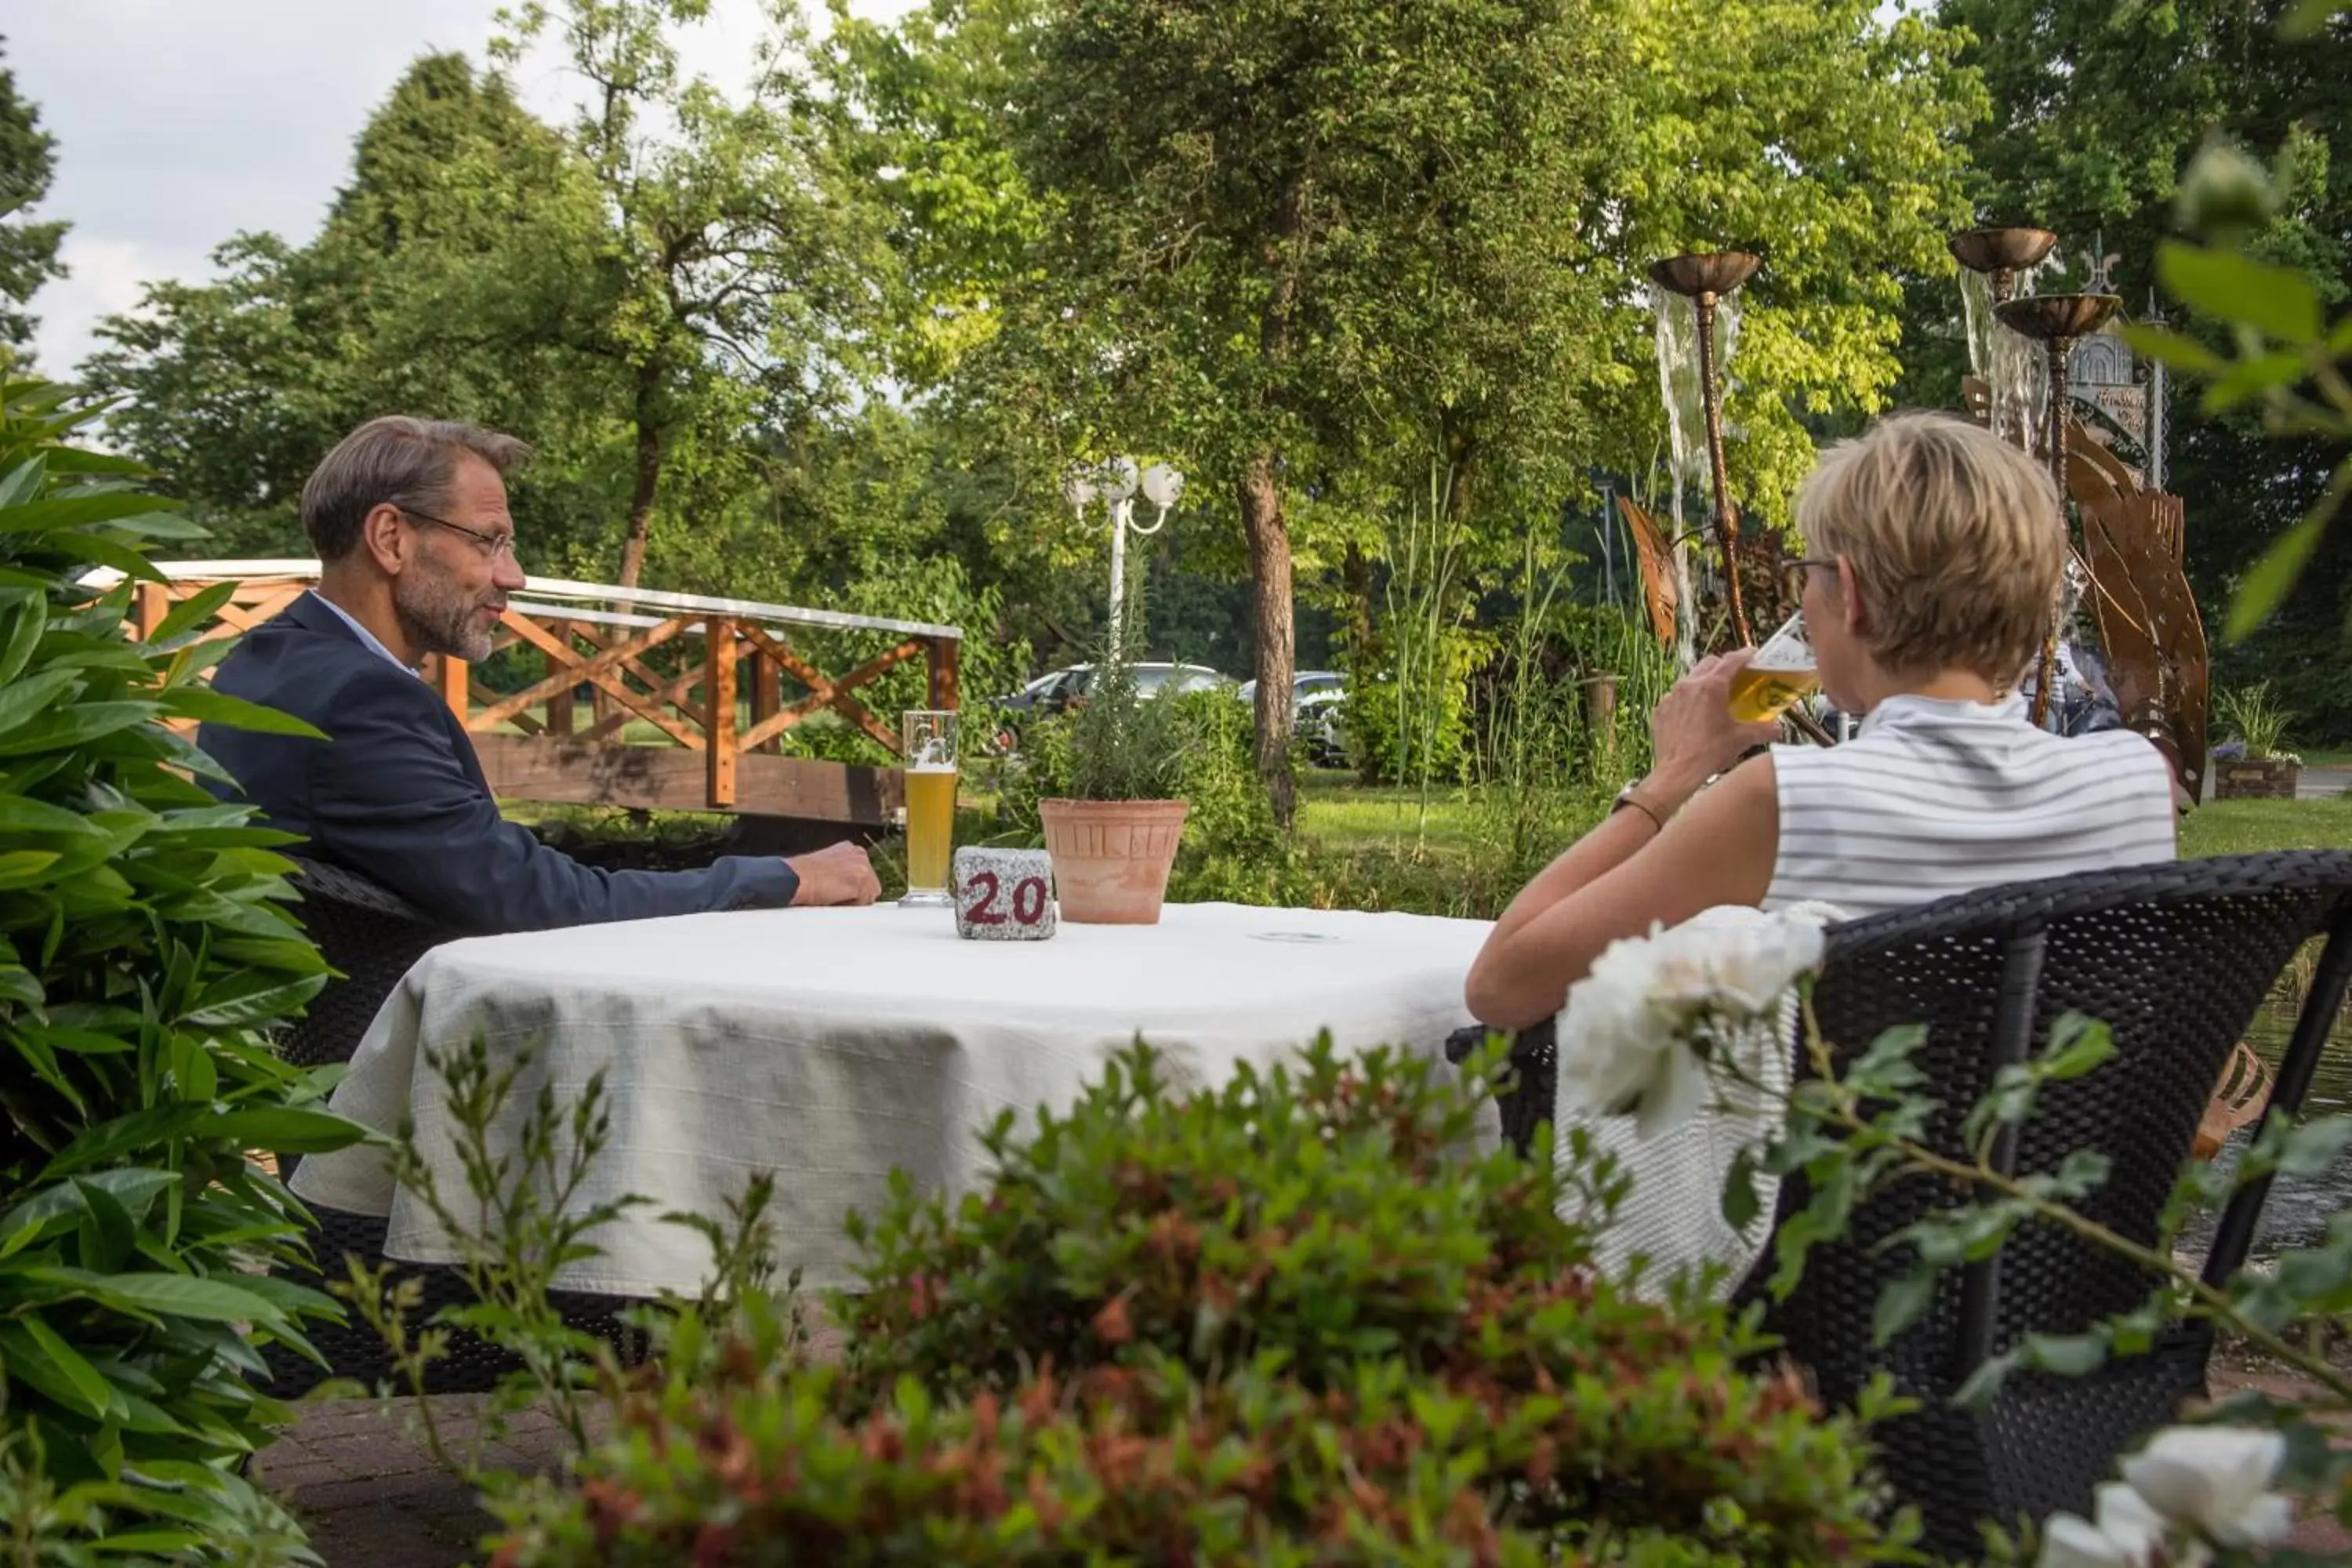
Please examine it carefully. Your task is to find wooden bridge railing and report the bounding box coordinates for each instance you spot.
[118,563,961,828]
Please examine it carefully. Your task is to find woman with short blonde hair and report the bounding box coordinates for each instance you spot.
[1796,409,2066,687]
[1465,411,2175,1033]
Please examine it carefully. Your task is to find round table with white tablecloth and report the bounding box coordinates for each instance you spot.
[289,900,1497,1295]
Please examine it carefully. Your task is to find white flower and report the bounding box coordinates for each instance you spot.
[2120,1426,2293,1548]
[1554,974,1714,1141]
[1555,908,1828,1138]
[2099,1481,2201,1566]
[2036,1512,2140,1568]
[1647,911,1827,1014]
[2038,1424,2294,1568]
[2036,1483,2200,1568]
[1554,930,1672,1113]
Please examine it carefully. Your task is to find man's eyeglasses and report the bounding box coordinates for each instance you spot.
[400,506,518,561]
[1779,557,1836,604]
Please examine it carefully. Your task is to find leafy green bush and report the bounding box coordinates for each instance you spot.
[490,1345,1773,1566]
[1159,688,1305,901]
[1341,636,1481,787]
[488,1040,1909,1563]
[831,1042,1907,1559]
[0,1435,319,1568]
[0,377,367,1557]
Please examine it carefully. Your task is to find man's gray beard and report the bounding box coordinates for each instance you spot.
[394,573,493,662]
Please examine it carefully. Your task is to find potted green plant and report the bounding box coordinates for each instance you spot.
[1038,652,1190,924]
[2212,681,2301,800]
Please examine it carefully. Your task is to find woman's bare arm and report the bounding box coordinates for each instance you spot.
[1464,758,1777,1029]
[1465,650,1783,1030]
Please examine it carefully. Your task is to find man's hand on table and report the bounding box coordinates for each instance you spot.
[785,841,882,907]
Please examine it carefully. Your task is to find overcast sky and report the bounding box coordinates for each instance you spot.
[9,1,920,374]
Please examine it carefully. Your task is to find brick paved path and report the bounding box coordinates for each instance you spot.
[258,1396,582,1568]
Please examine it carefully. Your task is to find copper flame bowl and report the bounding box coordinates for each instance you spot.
[1949,227,2059,275]
[1647,251,1762,299]
[1994,293,2122,342]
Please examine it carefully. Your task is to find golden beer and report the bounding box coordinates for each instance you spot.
[899,709,960,908]
[903,766,957,895]
[1726,665,1822,724]
[1728,612,1818,724]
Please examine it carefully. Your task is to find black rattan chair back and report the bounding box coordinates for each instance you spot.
[1453,851,2352,1556]
[280,856,452,1073]
[271,857,642,1396]
[1766,850,2352,1553]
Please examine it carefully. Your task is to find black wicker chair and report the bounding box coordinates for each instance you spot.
[269,857,644,1396]
[1449,850,2352,1559]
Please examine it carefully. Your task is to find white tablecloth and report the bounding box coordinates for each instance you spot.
[290,902,1495,1295]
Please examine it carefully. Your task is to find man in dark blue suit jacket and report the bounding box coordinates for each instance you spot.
[200,416,879,933]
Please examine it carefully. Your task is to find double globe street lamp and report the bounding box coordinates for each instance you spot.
[1063,457,1185,662]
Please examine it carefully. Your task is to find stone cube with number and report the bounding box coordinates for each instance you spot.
[952,847,1057,940]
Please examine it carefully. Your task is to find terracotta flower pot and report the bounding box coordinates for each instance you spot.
[1038,798,1189,924]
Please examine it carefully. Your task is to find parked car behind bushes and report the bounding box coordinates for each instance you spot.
[1237,670,1348,766]
[983,662,1231,754]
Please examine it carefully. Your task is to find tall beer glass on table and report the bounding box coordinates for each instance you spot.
[900,710,958,908]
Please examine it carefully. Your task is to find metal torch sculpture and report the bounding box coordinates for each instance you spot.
[1646,251,1762,649]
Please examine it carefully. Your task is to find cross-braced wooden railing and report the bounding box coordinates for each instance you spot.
[118,563,961,827]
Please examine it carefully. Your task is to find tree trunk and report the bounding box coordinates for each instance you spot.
[1240,450,1296,827]
[616,370,662,591]
[1441,415,1479,525]
[594,372,663,731]
[1341,543,1381,786]
[1243,172,1310,829]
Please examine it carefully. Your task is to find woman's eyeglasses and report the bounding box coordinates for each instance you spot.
[1779,557,1835,603]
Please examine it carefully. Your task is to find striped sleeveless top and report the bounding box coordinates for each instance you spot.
[1763,693,2177,917]
[1558,695,2176,1298]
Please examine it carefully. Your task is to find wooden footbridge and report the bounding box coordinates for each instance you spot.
[118,562,961,829]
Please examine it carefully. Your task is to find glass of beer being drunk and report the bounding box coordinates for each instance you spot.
[1726,613,1820,724]
[899,710,958,908]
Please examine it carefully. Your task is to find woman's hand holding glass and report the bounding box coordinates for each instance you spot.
[1637,650,1784,820]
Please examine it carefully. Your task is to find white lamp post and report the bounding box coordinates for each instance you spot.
[1065,456,1184,662]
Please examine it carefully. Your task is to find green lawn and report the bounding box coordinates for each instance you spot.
[2178,795,2352,858]
[510,768,2352,871]
[1298,772,2352,864]
[1293,774,1494,855]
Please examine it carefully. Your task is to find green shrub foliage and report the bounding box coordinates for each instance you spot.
[492,1041,1911,1563]
[494,1348,1764,1566]
[0,378,365,1556]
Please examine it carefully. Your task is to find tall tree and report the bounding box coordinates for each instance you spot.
[89,12,896,592]
[978,0,1624,822]
[832,0,1980,819]
[818,0,1047,392]
[492,0,896,588]
[80,53,605,558]
[0,38,67,354]
[1596,0,1985,522]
